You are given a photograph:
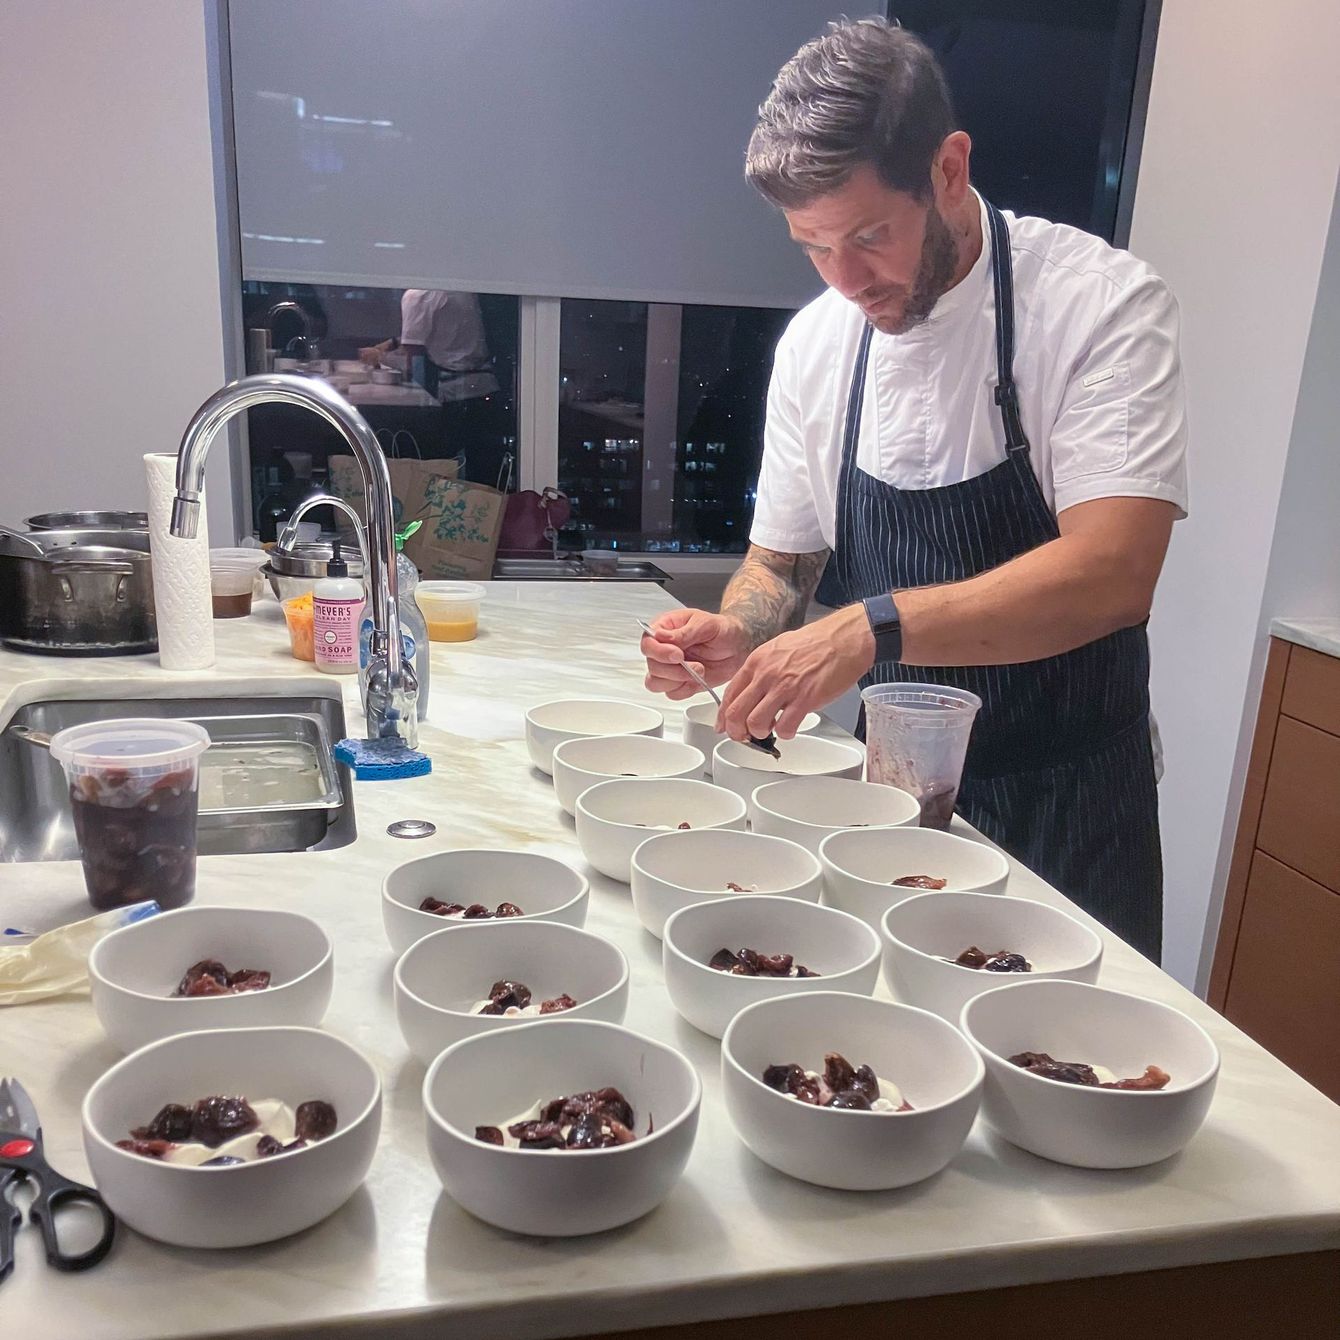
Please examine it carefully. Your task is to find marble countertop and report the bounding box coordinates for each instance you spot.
[3,583,1339,1340]
[1270,616,1340,660]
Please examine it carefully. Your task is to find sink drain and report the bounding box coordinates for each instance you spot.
[387,819,436,839]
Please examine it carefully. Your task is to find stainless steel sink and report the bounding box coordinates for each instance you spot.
[0,692,357,863]
[493,557,672,584]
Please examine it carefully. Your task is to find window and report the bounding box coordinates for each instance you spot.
[557,300,794,553]
[241,283,518,538]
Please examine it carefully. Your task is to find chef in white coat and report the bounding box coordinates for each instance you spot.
[640,18,1187,958]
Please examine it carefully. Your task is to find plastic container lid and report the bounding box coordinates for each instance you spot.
[210,547,268,569]
[210,558,259,596]
[415,581,486,606]
[48,719,211,773]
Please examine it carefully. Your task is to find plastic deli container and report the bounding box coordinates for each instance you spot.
[861,683,982,830]
[283,593,316,661]
[48,719,211,912]
[415,581,486,642]
[209,557,258,618]
[210,547,269,601]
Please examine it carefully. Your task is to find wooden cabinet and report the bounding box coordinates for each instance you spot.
[1211,640,1340,1102]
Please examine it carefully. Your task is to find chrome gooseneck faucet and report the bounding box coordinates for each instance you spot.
[169,373,418,743]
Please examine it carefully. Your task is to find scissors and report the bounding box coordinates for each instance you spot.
[0,1077,116,1282]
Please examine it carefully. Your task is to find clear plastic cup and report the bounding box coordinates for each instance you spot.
[415,581,485,642]
[861,683,982,830]
[209,557,257,618]
[48,719,211,911]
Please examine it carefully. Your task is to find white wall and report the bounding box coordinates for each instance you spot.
[1129,0,1340,986]
[0,2,233,539]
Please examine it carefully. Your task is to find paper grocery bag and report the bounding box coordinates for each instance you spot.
[327,454,460,535]
[405,475,506,580]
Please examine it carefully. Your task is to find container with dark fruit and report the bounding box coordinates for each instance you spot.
[49,719,211,911]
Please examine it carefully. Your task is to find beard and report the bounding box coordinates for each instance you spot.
[863,204,960,336]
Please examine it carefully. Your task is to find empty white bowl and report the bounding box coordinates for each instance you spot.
[749,776,920,853]
[819,827,1010,929]
[394,920,630,1064]
[423,1019,701,1236]
[712,735,864,805]
[575,777,747,883]
[663,895,881,1038]
[89,906,333,1054]
[881,890,1103,1022]
[382,849,589,956]
[960,979,1220,1169]
[630,828,824,939]
[552,734,706,817]
[525,698,664,775]
[721,992,983,1190]
[82,1026,381,1248]
[682,701,820,772]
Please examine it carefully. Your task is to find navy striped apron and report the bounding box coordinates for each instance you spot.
[825,200,1163,960]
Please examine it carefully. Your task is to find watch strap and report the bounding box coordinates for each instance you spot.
[862,593,903,664]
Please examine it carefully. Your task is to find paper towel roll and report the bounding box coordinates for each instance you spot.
[144,452,216,670]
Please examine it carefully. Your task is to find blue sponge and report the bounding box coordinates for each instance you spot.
[333,736,432,780]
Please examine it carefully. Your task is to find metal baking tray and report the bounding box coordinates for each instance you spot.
[492,557,672,584]
[193,714,344,855]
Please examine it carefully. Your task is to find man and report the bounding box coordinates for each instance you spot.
[640,18,1186,959]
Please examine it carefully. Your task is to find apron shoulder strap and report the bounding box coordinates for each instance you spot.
[985,200,1030,455]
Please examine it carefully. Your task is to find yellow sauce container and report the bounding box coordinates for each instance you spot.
[415,581,485,643]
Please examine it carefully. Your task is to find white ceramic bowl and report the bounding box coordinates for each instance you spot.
[552,734,706,817]
[89,906,333,1054]
[575,777,747,883]
[712,735,864,805]
[82,1026,381,1248]
[721,992,983,1190]
[819,827,1010,929]
[960,979,1220,1169]
[749,776,921,854]
[382,849,589,956]
[663,895,881,1038]
[682,702,820,772]
[423,1019,701,1236]
[880,890,1104,1022]
[394,920,630,1064]
[525,698,664,775]
[630,828,823,939]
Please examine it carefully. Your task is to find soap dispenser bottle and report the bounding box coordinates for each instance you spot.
[313,540,363,674]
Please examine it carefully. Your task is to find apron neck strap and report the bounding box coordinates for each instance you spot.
[985,199,1030,454]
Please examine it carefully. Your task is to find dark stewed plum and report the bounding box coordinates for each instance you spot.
[823,1053,879,1105]
[766,1052,908,1110]
[479,1086,639,1149]
[1008,1051,1171,1090]
[201,1155,245,1166]
[256,1134,308,1158]
[294,1100,338,1142]
[508,1120,566,1149]
[131,1102,194,1142]
[419,897,526,919]
[540,993,578,1014]
[827,1090,873,1110]
[173,959,273,996]
[891,874,947,889]
[496,902,525,918]
[224,967,272,991]
[191,1096,259,1148]
[115,1137,174,1159]
[420,897,465,916]
[954,945,1032,972]
[762,1063,821,1105]
[480,979,533,1014]
[709,946,819,978]
[475,1125,504,1145]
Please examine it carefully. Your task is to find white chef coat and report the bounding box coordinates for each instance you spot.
[750,194,1189,555]
[399,289,493,373]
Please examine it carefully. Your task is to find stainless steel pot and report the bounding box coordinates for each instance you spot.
[0,531,156,655]
[25,510,149,531]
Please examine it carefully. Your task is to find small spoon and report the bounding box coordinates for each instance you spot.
[635,617,780,759]
[6,724,52,750]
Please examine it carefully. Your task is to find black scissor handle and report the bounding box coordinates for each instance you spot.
[0,1169,22,1285]
[29,1174,116,1272]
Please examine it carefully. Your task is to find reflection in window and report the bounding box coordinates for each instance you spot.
[558,300,794,553]
[241,282,518,538]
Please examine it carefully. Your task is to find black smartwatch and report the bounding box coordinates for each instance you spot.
[862,593,903,664]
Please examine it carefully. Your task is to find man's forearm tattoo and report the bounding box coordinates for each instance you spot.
[721,546,830,649]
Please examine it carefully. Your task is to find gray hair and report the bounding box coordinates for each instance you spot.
[746,16,957,210]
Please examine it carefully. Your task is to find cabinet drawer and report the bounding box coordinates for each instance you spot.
[1257,715,1340,893]
[1224,852,1340,1102]
[1281,645,1340,738]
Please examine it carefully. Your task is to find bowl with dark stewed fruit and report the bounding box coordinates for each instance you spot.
[382,848,590,955]
[749,775,920,854]
[575,776,747,883]
[721,992,983,1190]
[423,1019,701,1235]
[82,1025,381,1248]
[89,906,334,1054]
[880,890,1103,1022]
[551,734,706,817]
[818,826,1009,929]
[630,828,823,939]
[662,894,880,1038]
[394,919,630,1063]
[960,979,1220,1169]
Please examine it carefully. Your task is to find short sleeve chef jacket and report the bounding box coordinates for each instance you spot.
[750,195,1189,555]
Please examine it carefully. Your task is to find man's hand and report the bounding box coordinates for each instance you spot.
[719,604,875,741]
[641,609,752,700]
[358,340,393,368]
